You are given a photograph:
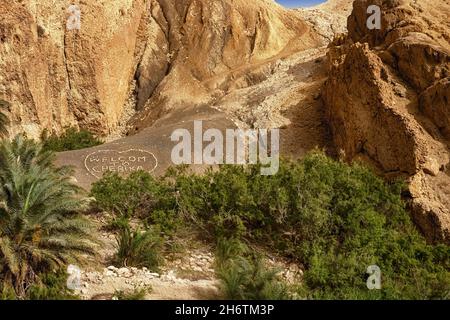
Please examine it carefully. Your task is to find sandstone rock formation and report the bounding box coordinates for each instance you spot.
[129,0,325,132]
[0,0,150,137]
[323,0,450,243]
[54,1,352,189]
[0,0,323,138]
[3,0,448,245]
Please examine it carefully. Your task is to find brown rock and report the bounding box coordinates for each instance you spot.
[0,0,324,138]
[419,77,450,139]
[323,0,450,243]
[0,0,149,137]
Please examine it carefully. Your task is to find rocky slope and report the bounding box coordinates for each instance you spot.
[0,0,324,138]
[128,0,325,133]
[322,0,450,243]
[2,0,448,243]
[54,0,352,190]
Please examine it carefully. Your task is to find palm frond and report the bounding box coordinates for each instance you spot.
[0,100,10,138]
[0,135,94,296]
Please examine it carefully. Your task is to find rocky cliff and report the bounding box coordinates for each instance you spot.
[322,0,450,243]
[0,0,323,138]
[1,0,146,137]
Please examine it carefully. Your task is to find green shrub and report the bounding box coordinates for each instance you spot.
[115,224,163,271]
[91,171,180,234]
[26,272,79,300]
[41,127,102,152]
[215,237,248,263]
[0,284,17,300]
[91,151,450,299]
[167,153,449,299]
[215,238,290,300]
[0,271,80,300]
[114,287,150,300]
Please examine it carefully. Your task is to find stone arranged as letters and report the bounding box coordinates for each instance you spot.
[84,149,158,179]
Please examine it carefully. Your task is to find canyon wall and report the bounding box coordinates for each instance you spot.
[323,0,450,243]
[0,0,320,138]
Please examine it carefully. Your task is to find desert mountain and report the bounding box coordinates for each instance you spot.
[0,0,327,138]
[1,0,449,244]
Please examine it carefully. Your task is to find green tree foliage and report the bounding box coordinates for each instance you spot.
[115,223,162,271]
[0,135,94,297]
[0,100,10,138]
[215,238,290,300]
[41,127,102,152]
[91,171,180,234]
[91,152,450,299]
[25,271,79,300]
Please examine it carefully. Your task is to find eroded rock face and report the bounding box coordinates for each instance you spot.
[129,0,322,131]
[0,0,149,137]
[323,0,450,243]
[420,78,450,139]
[0,0,321,138]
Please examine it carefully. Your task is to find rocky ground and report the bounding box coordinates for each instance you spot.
[73,213,303,300]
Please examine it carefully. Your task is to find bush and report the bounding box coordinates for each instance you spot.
[215,238,291,300]
[41,127,102,152]
[168,153,449,299]
[0,271,79,300]
[114,287,150,300]
[91,171,180,234]
[26,272,79,300]
[91,151,450,299]
[115,224,163,271]
[0,284,16,300]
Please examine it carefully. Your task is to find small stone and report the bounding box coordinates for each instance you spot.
[423,157,441,176]
[118,267,131,277]
[104,270,116,277]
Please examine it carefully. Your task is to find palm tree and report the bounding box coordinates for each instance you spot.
[0,135,94,297]
[0,100,9,138]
